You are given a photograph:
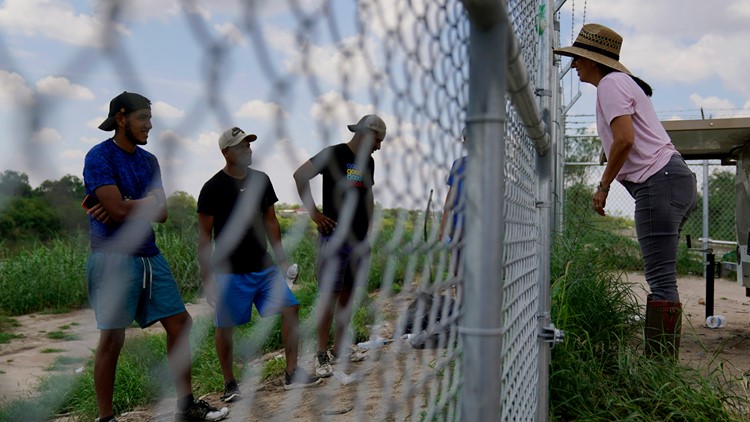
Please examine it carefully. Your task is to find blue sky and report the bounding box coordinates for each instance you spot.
[1,0,748,209]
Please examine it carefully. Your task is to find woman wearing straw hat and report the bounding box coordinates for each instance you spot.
[554,24,697,359]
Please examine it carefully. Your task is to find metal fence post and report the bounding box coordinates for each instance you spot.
[461,2,508,420]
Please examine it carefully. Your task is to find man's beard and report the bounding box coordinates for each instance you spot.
[124,121,146,145]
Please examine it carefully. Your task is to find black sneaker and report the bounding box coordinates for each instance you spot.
[220,379,242,403]
[174,399,229,421]
[284,368,323,390]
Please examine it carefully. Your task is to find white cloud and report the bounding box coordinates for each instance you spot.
[214,22,247,46]
[35,76,94,99]
[61,149,85,160]
[152,101,185,120]
[263,25,383,91]
[689,94,735,111]
[79,136,101,146]
[234,100,286,121]
[0,0,109,47]
[31,127,62,144]
[86,117,104,130]
[0,70,35,108]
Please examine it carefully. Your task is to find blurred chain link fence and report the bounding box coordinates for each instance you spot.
[563,160,738,256]
[1,0,561,420]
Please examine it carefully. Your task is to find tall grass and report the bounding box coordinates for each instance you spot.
[0,234,89,315]
[550,230,749,420]
[0,210,424,419]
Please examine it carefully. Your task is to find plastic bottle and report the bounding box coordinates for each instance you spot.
[706,315,726,328]
[286,263,299,288]
[357,337,390,349]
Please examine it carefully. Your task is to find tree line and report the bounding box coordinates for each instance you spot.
[0,170,199,244]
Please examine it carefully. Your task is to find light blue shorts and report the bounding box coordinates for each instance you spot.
[214,265,299,328]
[86,253,186,329]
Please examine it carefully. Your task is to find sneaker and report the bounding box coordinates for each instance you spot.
[328,345,367,363]
[220,379,242,403]
[95,417,117,422]
[175,399,229,421]
[284,368,323,390]
[315,351,333,378]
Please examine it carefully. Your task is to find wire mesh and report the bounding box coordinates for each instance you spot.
[0,0,556,420]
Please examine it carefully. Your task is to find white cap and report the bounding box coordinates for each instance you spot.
[347,114,386,137]
[218,126,257,149]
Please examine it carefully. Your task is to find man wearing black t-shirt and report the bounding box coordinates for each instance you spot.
[293,114,386,378]
[197,127,321,398]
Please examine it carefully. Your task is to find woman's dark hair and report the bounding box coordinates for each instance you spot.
[598,64,653,97]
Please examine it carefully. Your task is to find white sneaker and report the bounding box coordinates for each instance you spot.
[315,351,333,378]
[328,346,367,363]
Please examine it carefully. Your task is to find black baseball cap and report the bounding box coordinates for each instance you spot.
[98,91,152,131]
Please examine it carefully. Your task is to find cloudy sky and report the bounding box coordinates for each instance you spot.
[1,0,748,209]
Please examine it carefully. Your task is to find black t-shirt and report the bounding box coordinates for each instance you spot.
[197,169,278,273]
[310,143,374,241]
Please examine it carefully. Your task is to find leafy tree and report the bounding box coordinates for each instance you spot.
[564,130,601,187]
[35,175,88,233]
[164,191,197,233]
[681,169,736,242]
[0,196,59,241]
[0,170,32,197]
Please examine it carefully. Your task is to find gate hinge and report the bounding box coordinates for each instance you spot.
[539,322,565,346]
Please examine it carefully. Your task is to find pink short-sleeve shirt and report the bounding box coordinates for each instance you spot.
[596,72,677,183]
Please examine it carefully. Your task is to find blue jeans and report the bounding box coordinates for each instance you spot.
[622,155,698,302]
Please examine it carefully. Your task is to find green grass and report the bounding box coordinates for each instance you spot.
[550,228,749,420]
[0,235,89,316]
[0,332,23,344]
[40,348,66,353]
[45,355,87,371]
[46,331,79,341]
[1,205,726,420]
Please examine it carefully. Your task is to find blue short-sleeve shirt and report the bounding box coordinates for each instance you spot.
[83,139,162,256]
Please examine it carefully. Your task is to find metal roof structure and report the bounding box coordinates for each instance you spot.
[663,117,750,164]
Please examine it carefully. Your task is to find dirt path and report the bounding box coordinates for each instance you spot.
[625,271,750,376]
[0,299,214,403]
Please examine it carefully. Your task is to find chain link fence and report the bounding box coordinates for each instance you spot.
[563,160,738,264]
[1,0,561,420]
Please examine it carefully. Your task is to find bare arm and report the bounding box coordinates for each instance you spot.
[263,204,289,274]
[92,184,168,223]
[197,212,217,306]
[594,114,634,216]
[293,160,336,234]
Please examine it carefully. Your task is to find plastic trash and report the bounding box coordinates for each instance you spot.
[332,370,362,385]
[706,315,726,328]
[357,336,390,349]
[286,263,299,288]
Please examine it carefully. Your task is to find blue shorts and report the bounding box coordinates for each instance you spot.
[86,253,186,330]
[214,265,299,328]
[316,235,369,292]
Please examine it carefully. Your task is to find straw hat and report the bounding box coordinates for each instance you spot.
[553,23,631,75]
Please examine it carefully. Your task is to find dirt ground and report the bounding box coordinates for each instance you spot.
[625,271,750,377]
[2,271,750,420]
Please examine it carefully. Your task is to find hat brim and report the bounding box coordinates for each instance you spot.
[98,117,116,131]
[347,124,385,136]
[221,134,258,149]
[553,46,631,75]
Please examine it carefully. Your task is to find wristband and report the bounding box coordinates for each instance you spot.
[597,182,610,193]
